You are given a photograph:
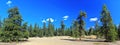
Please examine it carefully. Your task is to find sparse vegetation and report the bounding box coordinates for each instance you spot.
[0,4,119,43]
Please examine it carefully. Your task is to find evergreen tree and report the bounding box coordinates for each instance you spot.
[54,28,58,36]
[22,22,29,39]
[60,20,65,36]
[118,24,120,40]
[0,18,2,36]
[72,20,80,38]
[94,21,101,39]
[28,24,33,37]
[51,24,55,36]
[88,27,94,35]
[77,11,86,40]
[114,25,118,40]
[43,22,47,36]
[69,26,73,36]
[0,7,28,42]
[47,19,54,36]
[57,28,61,36]
[100,5,117,42]
[71,21,75,37]
[33,23,39,37]
[0,19,2,29]
[38,27,43,37]
[65,28,71,36]
[0,18,2,29]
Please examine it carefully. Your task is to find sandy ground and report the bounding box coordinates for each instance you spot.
[0,36,120,45]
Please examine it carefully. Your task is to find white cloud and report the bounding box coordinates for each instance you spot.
[64,19,67,20]
[63,15,69,20]
[42,20,46,23]
[90,17,98,22]
[6,0,12,7]
[46,18,54,22]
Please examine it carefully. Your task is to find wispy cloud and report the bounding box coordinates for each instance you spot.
[46,18,54,22]
[90,17,98,22]
[42,19,46,23]
[63,15,69,20]
[6,0,12,7]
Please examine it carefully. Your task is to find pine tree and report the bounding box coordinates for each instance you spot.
[77,11,86,40]
[47,19,54,37]
[69,26,73,36]
[60,20,65,36]
[33,23,39,37]
[38,27,43,37]
[43,22,47,36]
[94,21,101,39]
[72,20,80,39]
[22,22,29,39]
[1,7,28,42]
[65,28,71,36]
[114,25,118,40]
[0,17,2,36]
[0,18,2,31]
[100,5,117,42]
[71,21,75,37]
[28,24,33,37]
[88,27,94,35]
[0,18,2,29]
[54,28,58,36]
[118,24,120,40]
[51,24,55,36]
[57,28,61,36]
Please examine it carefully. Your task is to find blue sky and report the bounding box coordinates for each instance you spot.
[0,0,120,29]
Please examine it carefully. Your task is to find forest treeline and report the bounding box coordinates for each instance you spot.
[0,5,120,42]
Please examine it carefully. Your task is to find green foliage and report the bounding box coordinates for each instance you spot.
[23,30,29,39]
[28,24,33,37]
[118,24,120,40]
[28,23,44,37]
[47,19,54,37]
[64,28,72,36]
[77,11,87,39]
[0,4,120,42]
[43,22,47,36]
[71,20,80,38]
[60,21,65,36]
[106,23,117,42]
[88,27,94,35]
[0,18,2,28]
[22,22,29,39]
[33,23,39,37]
[100,5,117,42]
[93,21,101,39]
[0,7,29,42]
[54,29,58,36]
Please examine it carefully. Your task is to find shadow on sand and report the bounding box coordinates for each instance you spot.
[0,39,29,43]
[61,39,105,42]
